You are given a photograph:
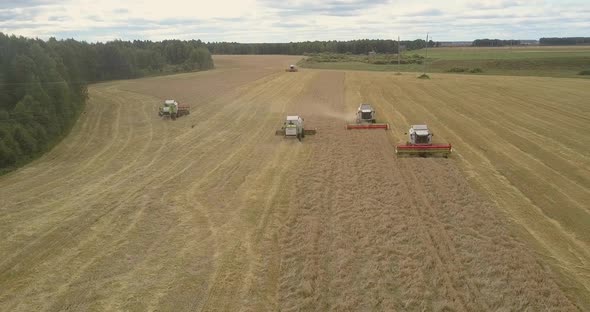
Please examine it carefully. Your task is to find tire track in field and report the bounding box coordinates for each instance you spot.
[0,95,130,272]
[385,76,590,290]
[74,75,296,304]
[2,65,283,212]
[0,95,108,207]
[404,82,590,239]
[35,91,163,309]
[41,69,308,310]
[271,70,578,311]
[406,158,579,310]
[134,71,308,306]
[2,70,274,227]
[2,58,584,311]
[0,62,306,310]
[464,80,589,151]
[0,91,103,194]
[424,80,589,207]
[348,77,472,309]
[195,73,314,312]
[5,87,129,209]
[0,90,156,264]
[347,71,583,310]
[360,74,590,265]
[275,71,408,310]
[396,159,482,311]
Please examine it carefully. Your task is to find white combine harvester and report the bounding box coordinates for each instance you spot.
[158,99,190,120]
[396,124,452,157]
[346,103,390,130]
[275,115,316,141]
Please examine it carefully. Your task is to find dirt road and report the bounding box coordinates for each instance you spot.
[0,56,586,311]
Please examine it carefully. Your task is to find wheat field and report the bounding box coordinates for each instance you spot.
[0,55,587,311]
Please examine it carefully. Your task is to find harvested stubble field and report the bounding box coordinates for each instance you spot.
[0,55,588,311]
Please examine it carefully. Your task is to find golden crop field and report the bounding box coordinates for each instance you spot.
[0,55,588,311]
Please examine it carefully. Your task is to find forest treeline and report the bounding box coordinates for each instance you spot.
[0,33,214,172]
[206,39,435,55]
[540,37,590,45]
[472,39,521,47]
[471,37,590,47]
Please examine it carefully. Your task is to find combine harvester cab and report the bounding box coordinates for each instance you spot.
[346,103,390,130]
[396,125,452,157]
[275,115,316,141]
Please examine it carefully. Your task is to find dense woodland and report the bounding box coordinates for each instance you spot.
[206,39,435,55]
[473,37,590,47]
[540,37,590,45]
[472,39,521,47]
[0,33,214,172]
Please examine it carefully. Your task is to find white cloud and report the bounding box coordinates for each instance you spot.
[0,0,588,42]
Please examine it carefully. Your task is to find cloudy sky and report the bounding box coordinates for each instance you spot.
[0,0,588,42]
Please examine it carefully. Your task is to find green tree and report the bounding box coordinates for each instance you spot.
[13,125,38,154]
[0,32,215,172]
[0,139,17,168]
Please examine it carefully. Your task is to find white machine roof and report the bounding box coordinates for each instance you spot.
[411,125,430,136]
[360,104,373,110]
[286,115,300,121]
[165,100,176,104]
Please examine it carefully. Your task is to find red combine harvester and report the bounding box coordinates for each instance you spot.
[396,125,452,157]
[346,103,390,130]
